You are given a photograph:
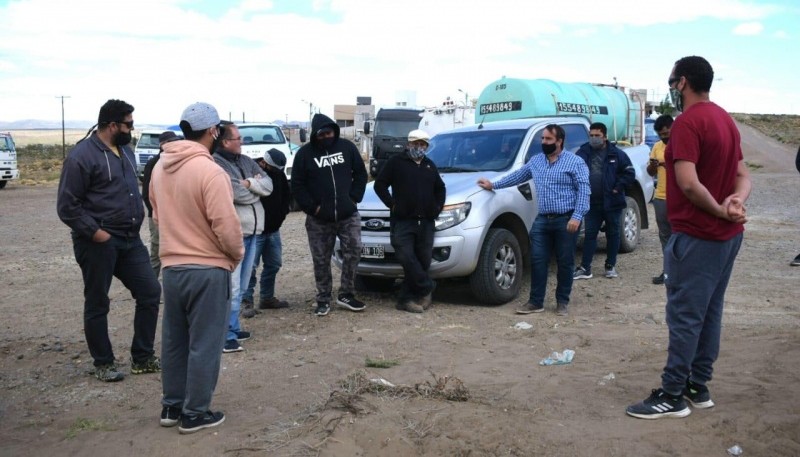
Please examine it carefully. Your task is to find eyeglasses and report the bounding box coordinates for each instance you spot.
[668,76,680,87]
[116,120,134,129]
[224,136,242,142]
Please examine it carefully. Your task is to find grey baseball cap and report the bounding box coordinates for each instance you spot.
[180,102,220,131]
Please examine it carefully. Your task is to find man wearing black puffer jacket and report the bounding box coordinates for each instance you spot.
[292,113,368,316]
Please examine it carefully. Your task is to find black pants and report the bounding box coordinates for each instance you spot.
[391,218,435,300]
[72,234,161,366]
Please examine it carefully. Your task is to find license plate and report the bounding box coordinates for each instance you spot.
[361,244,384,259]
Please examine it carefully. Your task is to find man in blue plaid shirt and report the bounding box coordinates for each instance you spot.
[478,124,590,316]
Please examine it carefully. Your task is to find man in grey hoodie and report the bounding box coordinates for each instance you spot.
[213,124,273,352]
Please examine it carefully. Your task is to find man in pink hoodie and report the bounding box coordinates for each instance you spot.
[149,102,244,434]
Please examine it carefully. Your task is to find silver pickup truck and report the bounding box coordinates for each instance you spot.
[333,116,654,305]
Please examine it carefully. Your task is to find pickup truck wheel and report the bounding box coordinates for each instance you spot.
[619,196,641,253]
[0,180,6,189]
[354,275,395,292]
[469,228,522,305]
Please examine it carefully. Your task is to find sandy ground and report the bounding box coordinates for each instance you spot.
[0,123,798,457]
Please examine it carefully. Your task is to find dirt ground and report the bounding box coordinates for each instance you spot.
[1,122,798,457]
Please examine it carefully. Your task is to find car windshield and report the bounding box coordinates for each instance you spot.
[0,136,13,151]
[238,126,286,145]
[426,129,526,172]
[137,134,161,149]
[373,120,420,138]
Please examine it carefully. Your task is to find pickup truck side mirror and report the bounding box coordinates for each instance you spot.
[363,121,371,135]
[299,128,307,143]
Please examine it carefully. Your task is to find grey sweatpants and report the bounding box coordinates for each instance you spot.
[305,213,362,303]
[161,266,230,417]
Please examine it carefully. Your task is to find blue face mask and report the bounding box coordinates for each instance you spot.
[407,146,425,160]
[589,137,605,149]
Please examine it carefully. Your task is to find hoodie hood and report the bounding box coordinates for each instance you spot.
[310,113,340,147]
[160,140,213,174]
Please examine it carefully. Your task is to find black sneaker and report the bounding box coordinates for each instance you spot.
[178,411,225,434]
[684,380,715,409]
[652,272,665,284]
[626,388,691,419]
[791,254,800,266]
[94,363,124,382]
[336,294,366,312]
[315,302,330,316]
[573,266,593,280]
[235,330,251,342]
[556,302,569,316]
[131,355,161,374]
[516,301,544,314]
[222,339,244,353]
[160,406,181,427]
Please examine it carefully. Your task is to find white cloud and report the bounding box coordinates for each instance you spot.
[773,30,788,39]
[733,22,764,35]
[0,0,795,124]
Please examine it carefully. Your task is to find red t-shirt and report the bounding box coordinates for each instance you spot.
[665,102,744,241]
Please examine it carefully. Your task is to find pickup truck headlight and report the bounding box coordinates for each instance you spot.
[435,202,471,231]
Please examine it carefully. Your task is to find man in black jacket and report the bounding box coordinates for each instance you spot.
[243,148,292,314]
[573,122,635,280]
[56,99,161,382]
[291,114,368,316]
[141,130,181,280]
[374,130,446,312]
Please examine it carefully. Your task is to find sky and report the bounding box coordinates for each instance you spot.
[1,0,799,127]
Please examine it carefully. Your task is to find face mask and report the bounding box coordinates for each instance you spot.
[407,146,425,160]
[661,137,670,145]
[541,143,557,155]
[589,137,604,149]
[669,86,683,112]
[210,130,222,153]
[114,131,132,146]
[321,137,336,149]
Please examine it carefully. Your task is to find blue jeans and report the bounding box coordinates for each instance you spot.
[580,204,622,269]
[72,233,161,366]
[661,232,742,395]
[244,231,283,302]
[228,234,258,341]
[529,213,577,306]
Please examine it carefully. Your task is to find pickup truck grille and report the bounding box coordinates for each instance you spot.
[361,216,391,233]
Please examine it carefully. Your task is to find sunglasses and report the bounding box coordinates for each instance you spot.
[668,77,680,87]
[116,120,134,129]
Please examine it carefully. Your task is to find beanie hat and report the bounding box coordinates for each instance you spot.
[264,148,287,170]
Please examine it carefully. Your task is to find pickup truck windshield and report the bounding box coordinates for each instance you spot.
[238,126,286,145]
[427,129,526,172]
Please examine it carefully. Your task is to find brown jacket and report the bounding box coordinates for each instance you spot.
[150,140,244,271]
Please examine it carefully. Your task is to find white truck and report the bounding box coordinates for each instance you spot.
[0,132,20,189]
[418,98,475,137]
[332,78,654,305]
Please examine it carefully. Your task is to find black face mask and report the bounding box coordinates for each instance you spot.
[321,137,336,149]
[541,143,557,155]
[662,137,670,145]
[114,131,132,146]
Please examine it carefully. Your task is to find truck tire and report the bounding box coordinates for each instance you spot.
[619,196,641,253]
[469,228,523,305]
[0,180,6,189]
[355,275,395,292]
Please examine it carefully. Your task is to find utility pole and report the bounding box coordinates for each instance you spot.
[56,95,71,159]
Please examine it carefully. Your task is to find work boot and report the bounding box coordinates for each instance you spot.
[419,293,433,310]
[258,297,290,309]
[396,298,423,313]
[241,299,257,319]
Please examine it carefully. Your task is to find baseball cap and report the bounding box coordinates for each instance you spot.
[264,148,287,170]
[180,102,220,131]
